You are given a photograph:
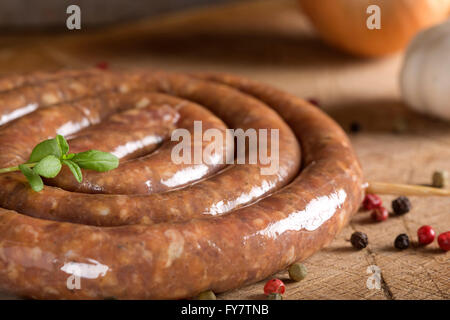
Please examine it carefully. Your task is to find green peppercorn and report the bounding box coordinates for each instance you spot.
[267,293,283,300]
[432,170,448,188]
[392,117,408,134]
[288,263,307,282]
[196,290,216,300]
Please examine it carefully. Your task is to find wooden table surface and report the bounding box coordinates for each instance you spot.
[0,0,448,300]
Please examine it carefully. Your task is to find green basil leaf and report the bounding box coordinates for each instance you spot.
[62,159,82,183]
[28,137,62,163]
[63,153,75,160]
[19,164,44,192]
[72,150,119,172]
[32,155,62,178]
[56,135,69,155]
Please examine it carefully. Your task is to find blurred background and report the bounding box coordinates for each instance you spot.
[0,0,240,28]
[0,0,449,300]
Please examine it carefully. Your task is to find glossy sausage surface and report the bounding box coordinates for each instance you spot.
[0,70,363,299]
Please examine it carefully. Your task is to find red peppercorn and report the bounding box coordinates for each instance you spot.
[417,225,435,245]
[307,98,320,107]
[263,279,285,295]
[437,231,450,251]
[95,61,109,70]
[362,194,382,210]
[371,207,388,222]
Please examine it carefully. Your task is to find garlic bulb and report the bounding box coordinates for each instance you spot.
[401,20,450,121]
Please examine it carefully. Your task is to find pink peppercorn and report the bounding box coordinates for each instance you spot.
[362,194,382,210]
[307,98,320,107]
[437,231,450,251]
[417,225,435,245]
[95,61,109,70]
[371,207,388,222]
[263,279,285,295]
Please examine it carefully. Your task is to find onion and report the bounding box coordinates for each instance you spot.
[299,0,450,57]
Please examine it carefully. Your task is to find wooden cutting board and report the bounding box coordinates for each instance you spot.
[0,0,448,300]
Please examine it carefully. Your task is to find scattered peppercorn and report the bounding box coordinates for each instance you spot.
[288,263,307,282]
[394,233,410,250]
[362,194,382,210]
[371,207,389,222]
[432,170,448,188]
[267,293,283,300]
[307,98,320,107]
[392,196,411,215]
[437,231,450,252]
[392,117,408,134]
[263,279,285,295]
[417,225,436,245]
[349,122,362,133]
[95,61,109,70]
[350,231,368,249]
[196,290,216,300]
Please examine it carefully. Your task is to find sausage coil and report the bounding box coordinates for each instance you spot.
[0,70,363,299]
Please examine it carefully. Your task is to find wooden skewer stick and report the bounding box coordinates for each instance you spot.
[366,181,450,196]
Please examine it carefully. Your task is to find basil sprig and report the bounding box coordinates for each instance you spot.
[0,135,119,192]
[72,150,120,172]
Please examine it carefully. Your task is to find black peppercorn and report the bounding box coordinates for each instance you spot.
[350,231,368,249]
[394,233,410,250]
[349,122,362,133]
[392,196,411,215]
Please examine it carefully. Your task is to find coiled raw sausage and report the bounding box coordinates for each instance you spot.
[0,70,363,299]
